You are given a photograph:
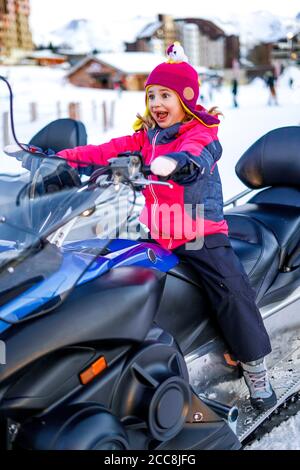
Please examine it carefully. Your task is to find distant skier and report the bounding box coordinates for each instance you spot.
[231,78,239,108]
[113,80,123,98]
[265,71,278,106]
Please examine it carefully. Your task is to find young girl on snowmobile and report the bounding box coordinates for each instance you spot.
[58,42,277,411]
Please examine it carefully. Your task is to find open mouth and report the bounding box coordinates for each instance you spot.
[155,112,168,121]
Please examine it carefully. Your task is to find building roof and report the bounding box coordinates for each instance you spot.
[175,17,225,39]
[27,49,67,60]
[66,52,165,77]
[137,21,162,39]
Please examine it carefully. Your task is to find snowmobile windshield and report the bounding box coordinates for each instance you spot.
[0,162,138,327]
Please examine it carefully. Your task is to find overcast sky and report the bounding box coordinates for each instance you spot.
[30,0,300,32]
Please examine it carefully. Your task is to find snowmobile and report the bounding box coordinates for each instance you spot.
[0,116,299,450]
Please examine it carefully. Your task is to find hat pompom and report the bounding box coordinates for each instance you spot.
[166,41,188,63]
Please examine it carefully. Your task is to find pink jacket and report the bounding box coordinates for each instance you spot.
[58,119,228,249]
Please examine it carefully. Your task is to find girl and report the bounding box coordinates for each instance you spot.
[58,43,276,411]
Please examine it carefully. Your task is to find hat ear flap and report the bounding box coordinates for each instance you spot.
[132,116,143,132]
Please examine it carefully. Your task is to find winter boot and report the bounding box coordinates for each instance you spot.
[241,359,277,410]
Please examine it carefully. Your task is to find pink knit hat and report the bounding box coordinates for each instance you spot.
[145,42,200,112]
[133,42,219,130]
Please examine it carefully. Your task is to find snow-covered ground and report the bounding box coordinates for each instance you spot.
[245,414,300,450]
[0,63,300,449]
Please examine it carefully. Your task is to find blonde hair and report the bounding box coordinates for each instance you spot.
[207,106,223,117]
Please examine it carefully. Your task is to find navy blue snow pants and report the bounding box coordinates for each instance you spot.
[173,233,272,363]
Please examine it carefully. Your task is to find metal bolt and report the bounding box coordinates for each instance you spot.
[243,405,253,413]
[244,417,253,426]
[8,423,20,442]
[193,412,203,422]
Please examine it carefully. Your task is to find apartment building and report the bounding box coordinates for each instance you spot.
[175,19,226,68]
[0,0,33,57]
[126,15,239,70]
[271,32,300,66]
[125,14,177,56]
[246,32,300,77]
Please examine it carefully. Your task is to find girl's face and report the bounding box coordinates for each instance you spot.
[147,85,186,128]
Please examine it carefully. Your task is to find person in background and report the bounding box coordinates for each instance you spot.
[231,78,239,108]
[113,80,123,98]
[265,71,278,106]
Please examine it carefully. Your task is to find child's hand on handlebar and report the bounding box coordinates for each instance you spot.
[150,156,177,177]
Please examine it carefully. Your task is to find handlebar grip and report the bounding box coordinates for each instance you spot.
[142,162,195,179]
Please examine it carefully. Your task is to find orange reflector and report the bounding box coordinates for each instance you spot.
[224,353,238,367]
[80,356,107,385]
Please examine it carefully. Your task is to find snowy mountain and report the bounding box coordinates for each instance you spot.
[33,16,157,53]
[212,10,299,46]
[32,11,300,53]
[242,10,299,44]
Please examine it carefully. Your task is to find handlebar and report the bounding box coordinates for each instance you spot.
[105,152,195,190]
[5,146,196,193]
[93,152,174,190]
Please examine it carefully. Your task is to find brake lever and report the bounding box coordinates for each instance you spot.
[132,176,173,189]
[95,156,175,190]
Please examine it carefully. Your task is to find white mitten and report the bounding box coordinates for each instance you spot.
[150,156,177,177]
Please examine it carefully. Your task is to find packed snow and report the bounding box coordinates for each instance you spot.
[0,63,299,449]
[245,414,300,450]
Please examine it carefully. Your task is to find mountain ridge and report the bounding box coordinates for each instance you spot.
[32,11,300,54]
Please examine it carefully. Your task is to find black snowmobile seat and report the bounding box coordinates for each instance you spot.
[225,126,300,301]
[29,118,87,153]
[0,119,87,206]
[235,126,300,190]
[225,212,280,302]
[226,197,300,268]
[168,261,203,288]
